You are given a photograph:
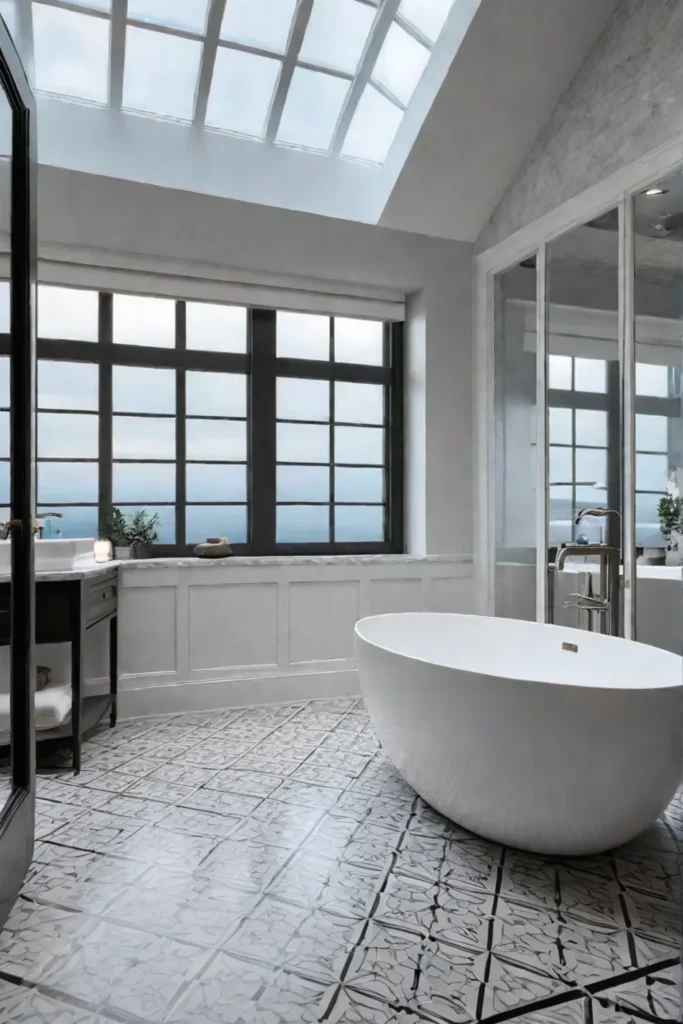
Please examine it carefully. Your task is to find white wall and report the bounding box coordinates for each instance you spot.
[30,166,473,557]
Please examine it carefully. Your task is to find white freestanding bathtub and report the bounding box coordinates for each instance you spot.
[355,613,683,856]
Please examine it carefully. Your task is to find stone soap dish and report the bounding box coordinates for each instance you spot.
[193,537,234,558]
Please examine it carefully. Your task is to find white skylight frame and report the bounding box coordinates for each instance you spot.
[27,0,454,165]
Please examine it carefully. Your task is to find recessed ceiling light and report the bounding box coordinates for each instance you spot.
[643,187,669,196]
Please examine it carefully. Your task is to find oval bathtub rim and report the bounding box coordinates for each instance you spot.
[354,612,683,695]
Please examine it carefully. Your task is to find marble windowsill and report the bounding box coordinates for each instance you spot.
[119,553,473,570]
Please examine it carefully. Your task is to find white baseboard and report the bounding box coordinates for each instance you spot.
[117,668,360,720]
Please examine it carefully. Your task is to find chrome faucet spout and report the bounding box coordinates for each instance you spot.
[574,507,621,526]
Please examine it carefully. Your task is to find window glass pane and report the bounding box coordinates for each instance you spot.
[127,0,209,33]
[636,363,669,397]
[38,413,98,458]
[548,408,571,445]
[113,366,175,413]
[549,485,572,539]
[206,48,281,137]
[113,463,175,502]
[114,416,176,459]
[123,26,201,121]
[186,372,246,417]
[38,360,98,410]
[0,357,7,407]
[33,4,109,103]
[0,413,7,458]
[575,410,607,448]
[186,504,247,544]
[38,462,98,503]
[0,462,8,503]
[277,505,329,543]
[574,358,606,394]
[341,85,402,164]
[113,294,175,348]
[372,22,429,105]
[335,505,384,543]
[277,423,329,463]
[335,318,383,365]
[636,493,665,547]
[186,464,246,503]
[276,311,330,359]
[277,378,329,421]
[299,0,375,73]
[548,354,572,390]
[636,414,668,453]
[334,426,383,465]
[186,420,246,461]
[53,0,110,9]
[549,446,572,485]
[37,505,98,538]
[277,465,329,502]
[636,453,669,492]
[0,282,8,333]
[576,448,607,488]
[38,286,99,342]
[575,485,607,507]
[335,467,383,503]
[220,0,297,53]
[186,303,247,353]
[335,382,383,424]
[276,68,349,151]
[398,0,453,43]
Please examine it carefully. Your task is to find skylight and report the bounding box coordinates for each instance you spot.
[29,0,461,166]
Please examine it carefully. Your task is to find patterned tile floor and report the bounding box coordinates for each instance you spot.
[0,697,680,1023]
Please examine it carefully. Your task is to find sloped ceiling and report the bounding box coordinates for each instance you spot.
[378,0,619,242]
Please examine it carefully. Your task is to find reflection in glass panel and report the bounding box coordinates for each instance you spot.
[299,0,375,73]
[636,453,668,493]
[220,0,297,52]
[277,505,329,543]
[575,358,606,394]
[276,68,349,151]
[276,311,329,360]
[636,493,664,548]
[575,410,607,448]
[277,465,329,502]
[38,286,99,341]
[549,486,572,545]
[277,423,329,463]
[38,462,98,503]
[335,382,383,424]
[114,416,175,459]
[372,22,429,105]
[0,282,8,332]
[335,318,383,365]
[118,505,175,544]
[548,354,571,390]
[341,85,403,165]
[186,303,247,353]
[186,372,246,417]
[0,357,7,407]
[186,419,246,461]
[335,505,383,543]
[186,504,246,544]
[397,0,453,43]
[113,463,175,502]
[113,366,175,413]
[636,363,669,397]
[38,413,98,458]
[186,464,246,503]
[335,467,383,503]
[33,4,109,103]
[636,414,668,453]
[123,26,202,121]
[127,0,209,33]
[549,408,572,445]
[37,505,98,538]
[335,426,383,465]
[206,48,281,137]
[0,413,7,458]
[114,293,175,347]
[277,378,329,422]
[38,360,98,410]
[0,462,8,502]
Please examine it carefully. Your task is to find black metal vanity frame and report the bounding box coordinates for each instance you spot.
[0,569,118,773]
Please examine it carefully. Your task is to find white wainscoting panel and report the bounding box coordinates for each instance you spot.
[368,578,423,615]
[426,577,472,613]
[118,585,178,677]
[289,581,360,664]
[189,582,278,671]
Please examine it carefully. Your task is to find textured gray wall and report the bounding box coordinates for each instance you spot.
[478,0,683,251]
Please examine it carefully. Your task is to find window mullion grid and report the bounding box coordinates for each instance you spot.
[110,0,128,110]
[176,301,186,551]
[193,0,227,126]
[98,292,113,537]
[329,317,335,545]
[264,0,314,143]
[250,309,276,552]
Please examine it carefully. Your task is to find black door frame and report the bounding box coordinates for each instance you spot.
[0,15,37,930]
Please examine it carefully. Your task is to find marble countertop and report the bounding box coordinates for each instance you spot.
[0,563,119,584]
[119,553,473,570]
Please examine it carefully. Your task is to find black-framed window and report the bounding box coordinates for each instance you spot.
[0,283,404,555]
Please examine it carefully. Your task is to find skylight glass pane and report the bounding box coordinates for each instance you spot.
[372,21,430,105]
[127,0,209,33]
[341,85,402,164]
[220,0,297,54]
[277,68,349,151]
[54,0,110,11]
[0,0,16,38]
[33,3,109,104]
[206,48,280,137]
[398,0,453,43]
[123,26,202,122]
[299,0,375,74]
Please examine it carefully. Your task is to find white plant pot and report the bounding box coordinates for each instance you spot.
[115,546,131,561]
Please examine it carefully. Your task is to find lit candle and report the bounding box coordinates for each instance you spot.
[94,540,113,564]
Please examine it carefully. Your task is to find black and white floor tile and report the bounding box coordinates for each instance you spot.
[0,697,679,1023]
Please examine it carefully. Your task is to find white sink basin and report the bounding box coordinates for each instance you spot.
[0,538,97,573]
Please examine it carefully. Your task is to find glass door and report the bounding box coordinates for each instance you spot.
[0,13,37,930]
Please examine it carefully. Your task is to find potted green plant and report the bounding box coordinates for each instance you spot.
[103,505,130,561]
[657,472,683,566]
[127,510,161,559]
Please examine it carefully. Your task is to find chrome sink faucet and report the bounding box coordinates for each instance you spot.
[0,512,63,541]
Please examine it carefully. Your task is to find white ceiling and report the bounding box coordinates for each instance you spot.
[379,0,619,241]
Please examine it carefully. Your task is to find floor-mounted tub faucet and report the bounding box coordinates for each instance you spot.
[553,508,621,636]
